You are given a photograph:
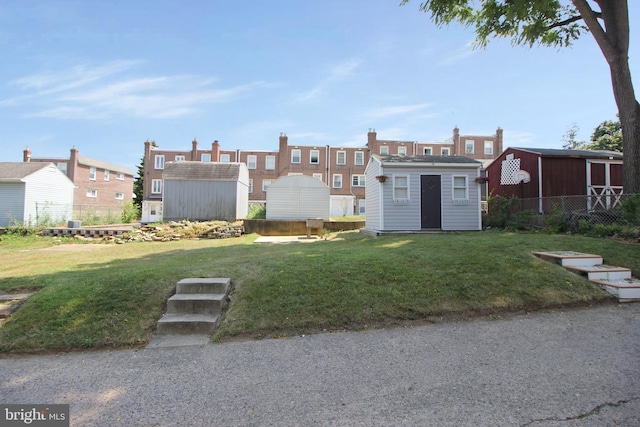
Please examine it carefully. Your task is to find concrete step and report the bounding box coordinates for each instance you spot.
[176,278,230,295]
[533,251,602,267]
[592,278,640,302]
[166,293,228,315]
[564,265,632,281]
[156,313,221,335]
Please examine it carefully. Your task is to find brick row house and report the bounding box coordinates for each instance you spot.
[141,127,502,222]
[23,146,135,210]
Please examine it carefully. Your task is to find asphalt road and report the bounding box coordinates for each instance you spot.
[1,303,639,426]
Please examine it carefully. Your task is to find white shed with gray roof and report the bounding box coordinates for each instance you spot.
[162,162,249,222]
[364,155,482,233]
[0,162,75,227]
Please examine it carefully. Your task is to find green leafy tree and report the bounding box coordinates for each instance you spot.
[561,123,586,150]
[402,0,639,193]
[587,119,622,151]
[133,140,157,209]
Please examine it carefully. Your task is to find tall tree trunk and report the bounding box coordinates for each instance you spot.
[573,0,640,193]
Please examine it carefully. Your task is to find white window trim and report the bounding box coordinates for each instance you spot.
[354,151,364,166]
[351,174,365,187]
[452,175,469,201]
[465,140,474,154]
[310,150,320,164]
[441,148,450,156]
[423,147,432,155]
[484,141,494,155]
[332,174,342,188]
[247,155,257,170]
[265,156,275,170]
[248,179,253,194]
[175,155,185,162]
[115,192,124,200]
[220,154,231,163]
[104,170,110,181]
[393,174,410,202]
[201,154,211,162]
[86,189,97,198]
[312,173,323,181]
[398,146,407,156]
[89,167,96,181]
[151,179,163,194]
[116,172,125,180]
[154,155,165,169]
[380,146,389,155]
[291,149,301,164]
[262,179,273,192]
[336,151,346,165]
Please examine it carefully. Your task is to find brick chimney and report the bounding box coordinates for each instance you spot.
[367,128,377,146]
[452,127,460,155]
[23,147,31,162]
[496,127,503,155]
[68,147,79,181]
[212,140,220,162]
[191,139,198,160]
[278,132,288,174]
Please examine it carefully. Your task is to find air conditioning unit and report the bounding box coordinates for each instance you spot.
[466,148,474,154]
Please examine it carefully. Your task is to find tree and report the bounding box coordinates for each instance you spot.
[588,119,622,151]
[401,0,639,193]
[561,123,587,150]
[133,140,157,210]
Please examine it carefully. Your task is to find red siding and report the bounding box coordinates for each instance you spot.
[541,157,587,197]
[486,148,540,199]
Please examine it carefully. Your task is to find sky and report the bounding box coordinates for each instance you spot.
[1,1,637,174]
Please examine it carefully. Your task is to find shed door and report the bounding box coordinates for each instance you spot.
[421,175,441,229]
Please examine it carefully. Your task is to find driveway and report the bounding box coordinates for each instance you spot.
[1,304,638,426]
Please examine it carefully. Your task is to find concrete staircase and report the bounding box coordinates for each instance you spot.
[156,278,231,335]
[533,251,640,302]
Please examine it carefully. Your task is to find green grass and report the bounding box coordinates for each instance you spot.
[0,230,637,353]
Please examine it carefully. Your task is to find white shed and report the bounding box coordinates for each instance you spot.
[162,162,249,222]
[266,175,330,220]
[364,155,482,233]
[0,162,75,227]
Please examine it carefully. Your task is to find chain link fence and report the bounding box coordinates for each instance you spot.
[485,193,640,230]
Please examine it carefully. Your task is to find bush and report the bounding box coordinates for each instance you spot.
[621,195,640,226]
[247,204,266,219]
[120,201,140,223]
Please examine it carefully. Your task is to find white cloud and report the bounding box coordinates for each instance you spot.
[437,41,476,66]
[292,58,361,102]
[2,60,261,119]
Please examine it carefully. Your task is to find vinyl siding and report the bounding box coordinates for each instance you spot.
[266,176,330,220]
[441,171,481,231]
[381,168,422,231]
[163,180,239,222]
[364,159,381,231]
[23,165,75,226]
[0,183,26,226]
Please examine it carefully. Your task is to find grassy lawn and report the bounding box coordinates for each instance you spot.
[0,230,637,353]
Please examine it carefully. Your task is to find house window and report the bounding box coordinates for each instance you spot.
[393,175,409,200]
[115,192,124,200]
[291,149,301,164]
[312,173,323,181]
[262,179,273,191]
[155,155,165,169]
[354,151,364,165]
[310,150,319,164]
[116,173,124,180]
[247,155,257,169]
[380,146,389,155]
[333,174,342,188]
[441,148,450,156]
[288,173,303,176]
[423,147,432,155]
[151,179,163,194]
[484,141,493,155]
[358,199,366,215]
[201,154,211,162]
[466,140,474,154]
[86,189,97,198]
[89,167,96,180]
[352,175,365,187]
[453,176,468,200]
[57,162,68,174]
[248,179,253,194]
[104,170,110,181]
[220,154,231,162]
[175,155,185,162]
[265,156,275,170]
[398,146,407,156]
[336,151,346,165]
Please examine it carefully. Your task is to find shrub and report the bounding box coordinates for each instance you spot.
[247,204,266,219]
[121,201,140,223]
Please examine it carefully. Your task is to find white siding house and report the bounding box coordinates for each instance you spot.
[161,162,249,222]
[0,162,75,227]
[266,175,330,220]
[364,155,482,234]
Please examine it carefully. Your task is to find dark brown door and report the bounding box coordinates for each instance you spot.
[421,175,441,229]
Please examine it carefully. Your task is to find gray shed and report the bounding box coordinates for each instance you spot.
[162,162,249,222]
[0,162,75,227]
[266,175,330,220]
[364,155,482,233]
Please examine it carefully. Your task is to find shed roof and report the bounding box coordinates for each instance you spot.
[373,154,482,165]
[510,147,623,160]
[269,174,330,189]
[162,161,242,181]
[0,162,56,181]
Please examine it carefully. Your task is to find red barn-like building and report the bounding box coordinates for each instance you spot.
[485,148,623,213]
